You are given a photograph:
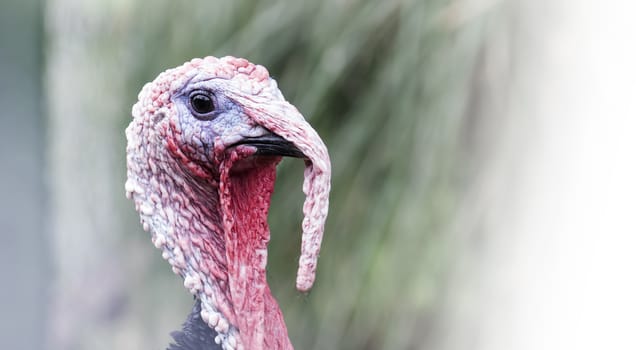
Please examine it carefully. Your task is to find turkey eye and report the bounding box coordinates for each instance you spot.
[189,92,215,117]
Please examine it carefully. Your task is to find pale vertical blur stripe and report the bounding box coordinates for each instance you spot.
[0,0,47,349]
[442,1,636,349]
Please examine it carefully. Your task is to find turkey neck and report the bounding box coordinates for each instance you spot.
[129,143,294,349]
[218,146,293,350]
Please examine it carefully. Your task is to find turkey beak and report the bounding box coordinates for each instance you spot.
[233,133,306,158]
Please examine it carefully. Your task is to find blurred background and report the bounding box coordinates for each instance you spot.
[2,0,636,349]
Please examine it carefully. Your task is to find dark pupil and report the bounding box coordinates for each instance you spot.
[191,94,214,114]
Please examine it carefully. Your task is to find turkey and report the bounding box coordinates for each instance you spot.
[125,56,331,350]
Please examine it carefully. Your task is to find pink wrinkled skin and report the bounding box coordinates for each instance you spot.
[218,146,289,350]
[126,56,331,350]
[226,91,331,292]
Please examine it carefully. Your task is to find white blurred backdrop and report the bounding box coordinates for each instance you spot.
[440,1,636,349]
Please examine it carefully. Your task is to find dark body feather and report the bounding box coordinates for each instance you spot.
[167,299,221,350]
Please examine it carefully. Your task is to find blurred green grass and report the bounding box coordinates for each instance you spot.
[45,0,494,349]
